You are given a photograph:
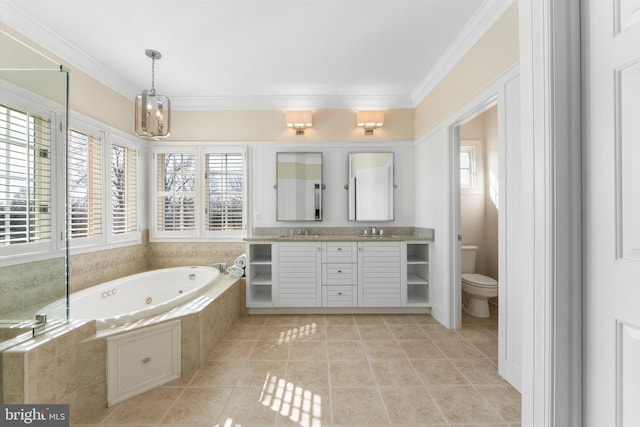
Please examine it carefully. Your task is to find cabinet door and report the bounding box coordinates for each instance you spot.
[358,242,402,307]
[277,242,321,307]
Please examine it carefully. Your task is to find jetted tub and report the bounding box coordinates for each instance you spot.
[42,266,220,330]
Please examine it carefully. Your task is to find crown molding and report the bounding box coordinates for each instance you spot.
[171,94,414,110]
[1,2,140,99]
[410,0,515,106]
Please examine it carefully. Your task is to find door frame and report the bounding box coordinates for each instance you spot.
[519,0,582,425]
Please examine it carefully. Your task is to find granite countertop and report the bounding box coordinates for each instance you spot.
[245,234,432,242]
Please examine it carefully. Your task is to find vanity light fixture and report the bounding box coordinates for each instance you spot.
[135,49,171,138]
[357,110,384,135]
[286,111,312,135]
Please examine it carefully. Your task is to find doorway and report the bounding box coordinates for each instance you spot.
[448,70,522,392]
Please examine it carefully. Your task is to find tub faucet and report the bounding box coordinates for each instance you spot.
[208,262,227,273]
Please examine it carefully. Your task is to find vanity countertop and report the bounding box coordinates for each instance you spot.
[245,234,433,242]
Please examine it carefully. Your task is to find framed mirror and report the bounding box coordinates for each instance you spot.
[348,152,394,221]
[276,152,322,221]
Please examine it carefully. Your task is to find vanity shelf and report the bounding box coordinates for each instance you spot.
[247,243,273,307]
[405,242,430,306]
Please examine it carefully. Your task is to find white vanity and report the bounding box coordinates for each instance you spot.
[245,234,431,312]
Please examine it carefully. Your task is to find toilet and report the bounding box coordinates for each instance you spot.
[460,245,498,318]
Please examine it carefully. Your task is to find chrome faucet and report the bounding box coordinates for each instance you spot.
[207,262,227,273]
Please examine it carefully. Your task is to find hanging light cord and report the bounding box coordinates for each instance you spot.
[150,54,156,96]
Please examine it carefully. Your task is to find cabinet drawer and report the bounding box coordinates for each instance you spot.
[323,263,355,285]
[322,242,357,263]
[322,286,356,307]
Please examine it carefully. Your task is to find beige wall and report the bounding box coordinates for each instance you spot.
[414,3,519,140]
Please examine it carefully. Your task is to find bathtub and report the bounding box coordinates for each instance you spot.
[42,266,220,330]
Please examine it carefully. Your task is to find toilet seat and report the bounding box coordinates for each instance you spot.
[461,273,498,288]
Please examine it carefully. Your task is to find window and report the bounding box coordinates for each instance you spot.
[68,128,102,240]
[152,147,245,241]
[0,104,52,248]
[156,152,196,232]
[206,153,244,232]
[111,142,138,236]
[460,147,474,188]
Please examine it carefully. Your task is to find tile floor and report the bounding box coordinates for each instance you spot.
[74,308,521,426]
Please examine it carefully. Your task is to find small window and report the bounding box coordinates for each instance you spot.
[111,142,138,236]
[206,152,244,232]
[68,128,102,240]
[156,152,197,233]
[460,147,475,188]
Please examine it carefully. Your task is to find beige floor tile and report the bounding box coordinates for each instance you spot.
[328,340,368,360]
[286,360,330,388]
[379,386,447,425]
[288,323,327,342]
[353,314,385,325]
[159,387,232,425]
[165,371,196,387]
[453,358,505,385]
[219,386,278,426]
[357,324,394,340]
[259,325,300,343]
[250,341,291,360]
[387,324,427,340]
[326,324,360,340]
[191,359,248,387]
[265,315,300,326]
[289,340,328,360]
[362,340,406,360]
[329,360,377,387]
[325,314,355,325]
[209,339,256,360]
[456,324,497,340]
[103,387,182,424]
[411,358,469,385]
[477,384,522,422]
[406,314,439,325]
[469,338,499,359]
[420,324,462,340]
[236,314,269,325]
[433,338,486,359]
[370,359,422,386]
[331,387,389,425]
[430,385,503,424]
[295,314,327,326]
[381,314,417,325]
[224,324,264,340]
[274,386,331,427]
[398,339,446,359]
[237,360,287,387]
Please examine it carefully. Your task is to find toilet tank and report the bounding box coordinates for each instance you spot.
[460,245,478,274]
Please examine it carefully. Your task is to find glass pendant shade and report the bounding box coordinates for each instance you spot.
[135,89,171,138]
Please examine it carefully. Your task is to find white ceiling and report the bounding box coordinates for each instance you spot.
[1,0,511,110]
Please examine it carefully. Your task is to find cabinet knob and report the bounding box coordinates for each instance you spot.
[337,270,342,273]
[337,248,342,251]
[338,292,343,295]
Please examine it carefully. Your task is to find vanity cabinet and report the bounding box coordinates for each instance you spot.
[322,242,358,307]
[358,241,402,307]
[246,239,430,309]
[276,242,321,307]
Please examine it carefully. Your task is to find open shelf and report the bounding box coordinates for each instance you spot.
[405,242,430,306]
[247,243,273,307]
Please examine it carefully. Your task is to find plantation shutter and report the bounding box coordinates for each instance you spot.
[156,152,196,231]
[111,143,137,235]
[0,104,52,245]
[206,152,244,231]
[68,128,102,239]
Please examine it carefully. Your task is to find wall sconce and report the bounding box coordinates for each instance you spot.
[286,111,312,135]
[357,111,384,135]
[135,49,171,138]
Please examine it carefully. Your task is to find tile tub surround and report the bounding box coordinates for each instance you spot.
[1,276,246,422]
[74,309,521,426]
[147,241,246,271]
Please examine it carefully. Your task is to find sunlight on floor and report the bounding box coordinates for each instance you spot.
[260,372,322,427]
[277,323,318,344]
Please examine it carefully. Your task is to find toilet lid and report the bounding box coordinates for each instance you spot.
[461,273,498,287]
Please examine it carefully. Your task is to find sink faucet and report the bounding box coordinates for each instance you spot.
[208,262,227,273]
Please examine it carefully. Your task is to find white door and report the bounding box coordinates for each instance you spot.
[583,1,640,425]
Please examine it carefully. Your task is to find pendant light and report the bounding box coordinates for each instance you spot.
[135,49,171,138]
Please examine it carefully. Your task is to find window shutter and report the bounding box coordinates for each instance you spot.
[156,153,197,231]
[68,128,102,239]
[111,143,137,235]
[206,152,244,231]
[0,104,52,245]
